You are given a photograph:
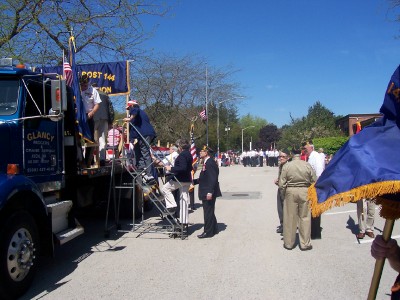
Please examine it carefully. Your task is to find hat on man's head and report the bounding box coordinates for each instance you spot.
[201,145,214,154]
[291,147,301,155]
[281,148,290,155]
[79,74,89,84]
[302,140,313,147]
[126,99,138,109]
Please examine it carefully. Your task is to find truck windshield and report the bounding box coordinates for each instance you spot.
[0,79,19,115]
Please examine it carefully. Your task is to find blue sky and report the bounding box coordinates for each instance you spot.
[141,0,400,127]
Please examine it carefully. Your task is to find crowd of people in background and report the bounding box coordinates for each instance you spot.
[223,146,334,171]
[239,148,279,167]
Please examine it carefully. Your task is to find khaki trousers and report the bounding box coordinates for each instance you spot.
[161,180,191,224]
[283,187,311,249]
[357,198,375,233]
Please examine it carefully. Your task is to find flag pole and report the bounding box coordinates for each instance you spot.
[367,218,395,300]
[205,64,208,146]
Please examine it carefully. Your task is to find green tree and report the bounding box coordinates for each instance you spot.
[0,0,170,64]
[238,114,268,151]
[304,101,342,138]
[257,124,280,151]
[279,101,343,150]
[313,137,349,155]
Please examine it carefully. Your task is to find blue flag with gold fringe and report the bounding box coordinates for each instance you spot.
[308,65,400,219]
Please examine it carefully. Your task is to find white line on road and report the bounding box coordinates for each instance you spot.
[356,235,400,244]
[325,210,356,215]
[324,207,379,216]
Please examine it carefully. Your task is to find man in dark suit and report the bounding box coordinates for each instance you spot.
[194,145,221,238]
[163,139,193,225]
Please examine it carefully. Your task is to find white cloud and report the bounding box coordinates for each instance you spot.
[265,84,277,90]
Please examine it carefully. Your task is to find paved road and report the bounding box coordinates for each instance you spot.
[21,164,399,299]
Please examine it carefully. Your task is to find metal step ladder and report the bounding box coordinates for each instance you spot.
[104,122,186,239]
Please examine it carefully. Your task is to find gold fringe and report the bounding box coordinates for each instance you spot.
[308,181,400,219]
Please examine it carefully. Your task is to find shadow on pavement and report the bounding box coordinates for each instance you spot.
[19,209,134,300]
[346,215,359,235]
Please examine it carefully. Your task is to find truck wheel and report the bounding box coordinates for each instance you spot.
[134,192,143,219]
[0,211,39,299]
[143,199,153,212]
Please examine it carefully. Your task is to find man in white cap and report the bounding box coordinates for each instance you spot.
[124,99,156,183]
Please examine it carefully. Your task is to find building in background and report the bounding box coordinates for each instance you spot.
[336,114,382,136]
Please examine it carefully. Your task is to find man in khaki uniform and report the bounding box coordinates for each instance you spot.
[279,148,316,250]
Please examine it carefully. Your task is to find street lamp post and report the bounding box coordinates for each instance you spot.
[241,125,255,153]
[225,125,231,150]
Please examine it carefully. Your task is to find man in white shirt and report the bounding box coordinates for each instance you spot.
[162,145,179,167]
[273,149,280,167]
[242,151,249,167]
[80,75,101,167]
[318,148,326,168]
[304,142,324,239]
[267,148,274,167]
[93,86,111,166]
[251,149,258,167]
[258,149,264,167]
[305,143,324,177]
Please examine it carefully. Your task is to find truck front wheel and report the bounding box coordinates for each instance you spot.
[0,211,39,299]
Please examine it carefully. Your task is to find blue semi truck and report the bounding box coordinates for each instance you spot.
[0,59,139,298]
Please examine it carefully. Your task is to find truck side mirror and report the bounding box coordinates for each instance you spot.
[51,79,67,112]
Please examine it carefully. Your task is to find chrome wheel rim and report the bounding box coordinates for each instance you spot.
[7,228,36,282]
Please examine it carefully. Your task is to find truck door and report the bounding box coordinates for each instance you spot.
[23,78,63,186]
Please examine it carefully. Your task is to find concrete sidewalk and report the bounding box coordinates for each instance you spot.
[23,164,399,299]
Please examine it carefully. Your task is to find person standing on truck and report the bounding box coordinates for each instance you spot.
[124,99,156,183]
[79,74,101,168]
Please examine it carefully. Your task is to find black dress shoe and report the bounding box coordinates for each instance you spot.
[197,232,214,239]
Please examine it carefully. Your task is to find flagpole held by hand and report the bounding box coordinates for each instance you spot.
[368,218,395,300]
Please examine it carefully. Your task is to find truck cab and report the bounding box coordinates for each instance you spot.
[0,59,86,298]
[0,58,148,298]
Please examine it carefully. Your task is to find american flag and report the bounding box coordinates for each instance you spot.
[199,108,207,121]
[63,56,73,87]
[190,123,198,165]
[189,123,198,186]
